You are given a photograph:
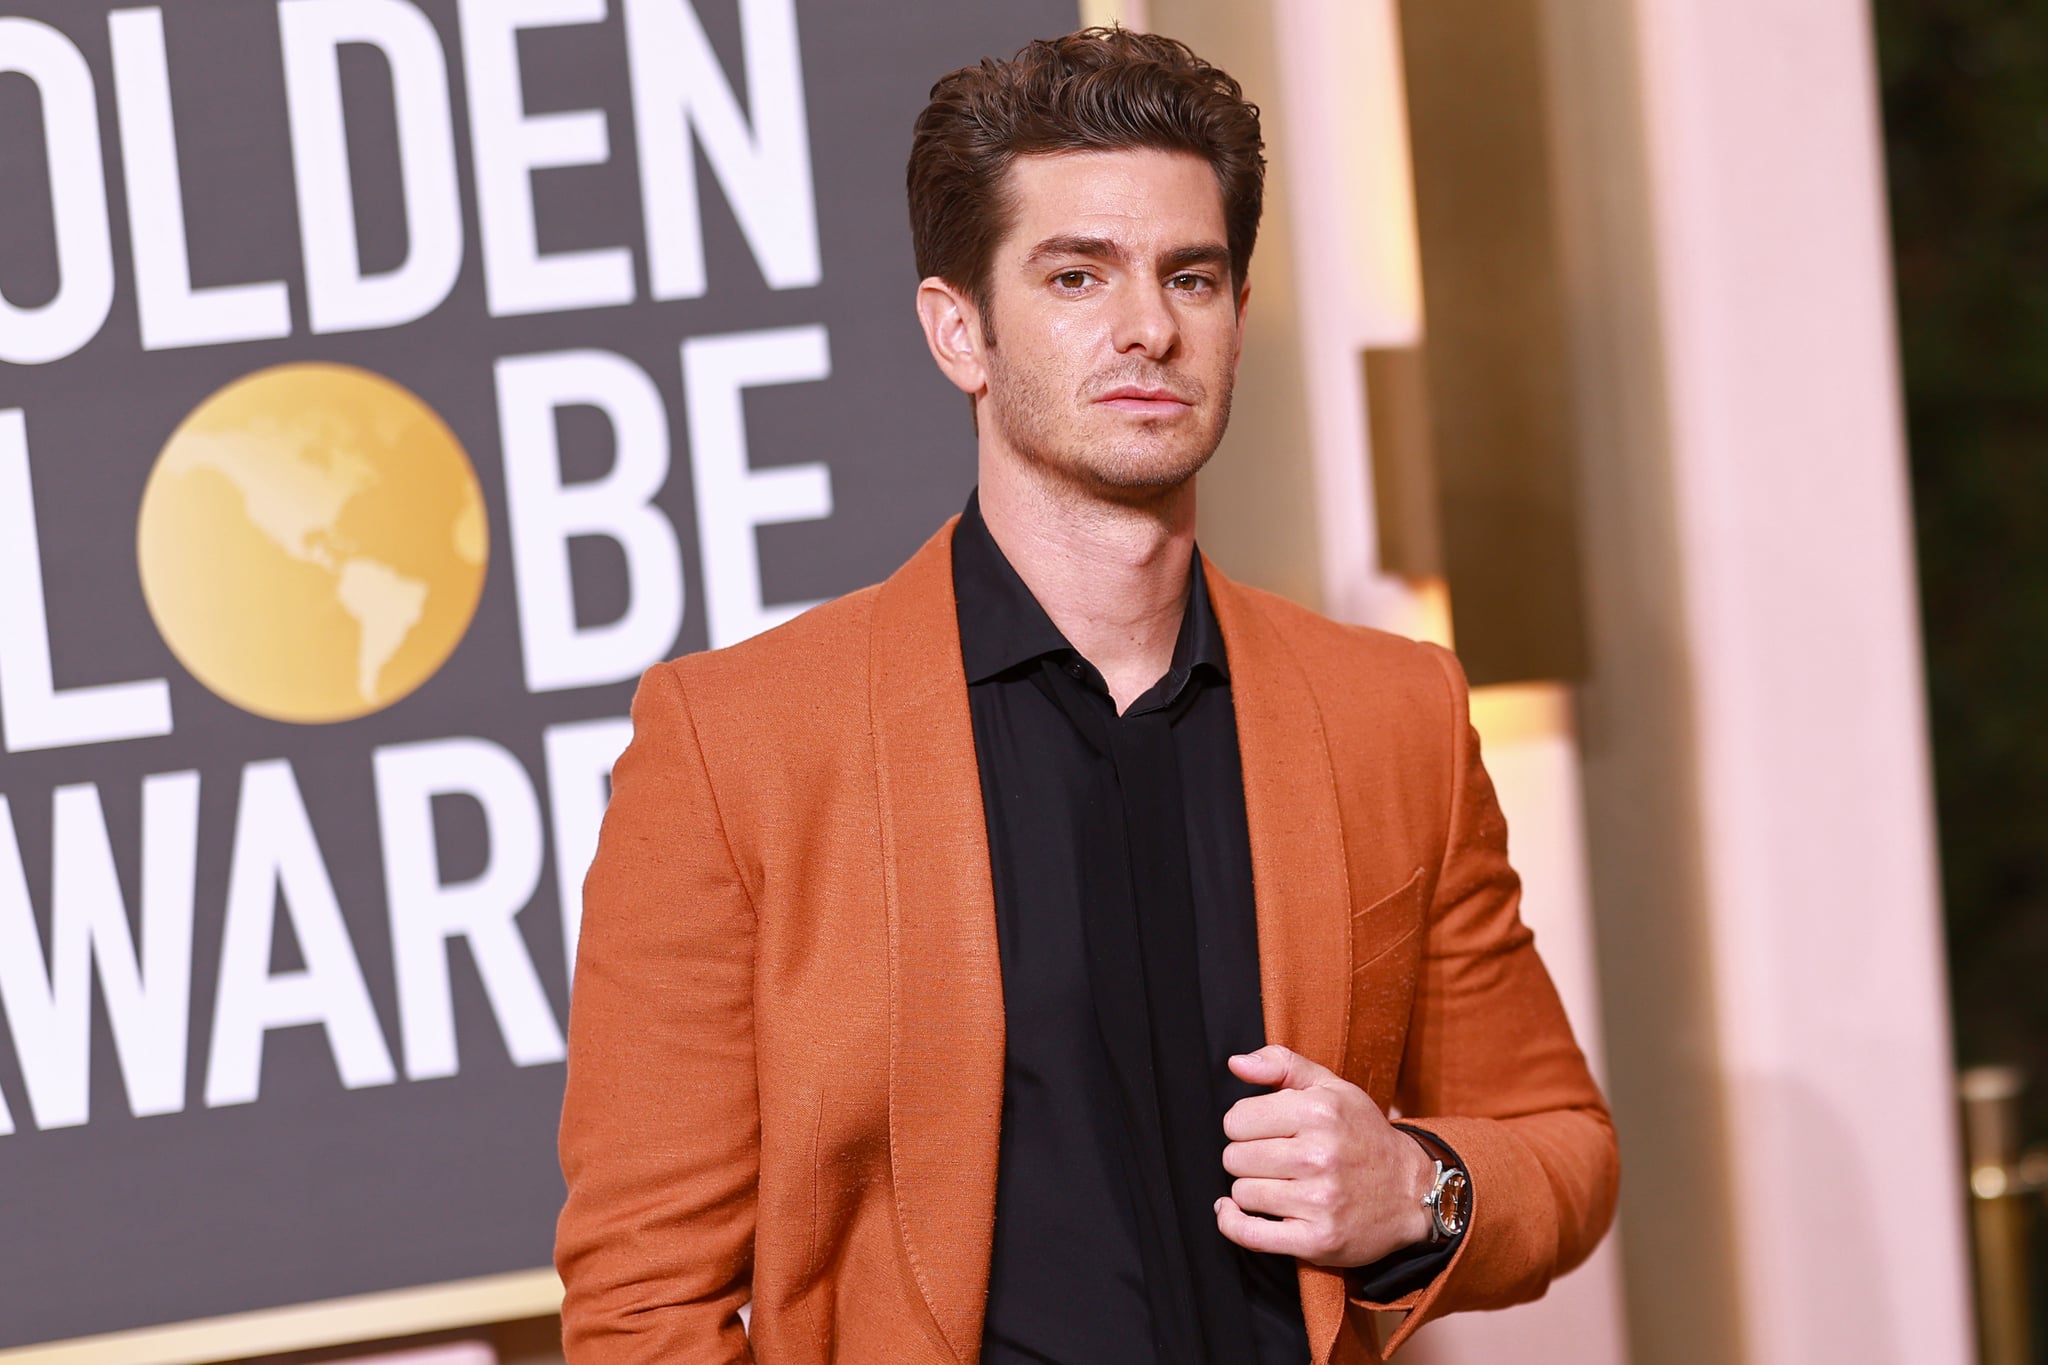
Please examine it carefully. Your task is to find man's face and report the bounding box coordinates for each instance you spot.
[974,148,1246,496]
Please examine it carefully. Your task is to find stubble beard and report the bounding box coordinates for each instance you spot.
[980,343,1234,499]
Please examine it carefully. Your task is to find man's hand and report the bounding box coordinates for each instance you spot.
[1213,1044,1439,1267]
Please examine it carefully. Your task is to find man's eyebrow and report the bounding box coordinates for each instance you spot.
[1160,243,1232,273]
[1021,237,1234,275]
[1023,234,1127,266]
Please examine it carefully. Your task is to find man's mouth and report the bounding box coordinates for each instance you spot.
[1094,385,1194,415]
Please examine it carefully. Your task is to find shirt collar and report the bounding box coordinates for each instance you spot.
[952,490,1229,688]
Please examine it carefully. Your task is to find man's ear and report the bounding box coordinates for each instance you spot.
[1232,279,1252,378]
[916,276,989,399]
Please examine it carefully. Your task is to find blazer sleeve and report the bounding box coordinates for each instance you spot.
[1356,643,1620,1356]
[557,661,758,1364]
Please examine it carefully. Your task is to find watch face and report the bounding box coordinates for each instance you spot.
[1438,1169,1470,1237]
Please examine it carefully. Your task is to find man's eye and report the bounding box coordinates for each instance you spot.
[1169,274,1210,291]
[1055,270,1091,289]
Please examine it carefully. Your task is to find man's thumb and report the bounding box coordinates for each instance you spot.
[1228,1044,1329,1090]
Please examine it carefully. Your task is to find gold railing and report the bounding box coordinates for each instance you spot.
[1961,1066,2048,1365]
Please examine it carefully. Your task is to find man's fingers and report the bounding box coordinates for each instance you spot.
[1221,1136,1308,1178]
[1229,1176,1313,1220]
[1222,1090,1305,1142]
[1226,1047,1288,1087]
[1214,1196,1313,1258]
[1228,1044,1335,1091]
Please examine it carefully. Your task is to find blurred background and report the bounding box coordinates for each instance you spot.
[0,0,2041,1363]
[1880,2,2048,1357]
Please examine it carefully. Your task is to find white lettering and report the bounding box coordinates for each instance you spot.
[624,0,820,299]
[683,325,833,647]
[0,411,173,753]
[108,7,292,350]
[204,760,396,1107]
[375,737,563,1080]
[497,349,684,692]
[280,0,464,334]
[541,716,630,987]
[459,0,634,316]
[0,773,199,1133]
[0,18,116,365]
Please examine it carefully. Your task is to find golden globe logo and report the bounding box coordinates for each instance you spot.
[137,364,488,724]
[0,0,842,1138]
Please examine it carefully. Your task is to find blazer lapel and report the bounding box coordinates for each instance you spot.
[865,538,1357,1361]
[1205,562,1358,1363]
[870,518,1006,1363]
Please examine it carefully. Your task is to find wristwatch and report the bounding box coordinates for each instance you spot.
[1420,1159,1471,1244]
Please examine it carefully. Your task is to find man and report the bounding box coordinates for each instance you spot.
[557,27,1617,1365]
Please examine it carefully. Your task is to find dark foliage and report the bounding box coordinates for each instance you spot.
[1874,0,2048,1349]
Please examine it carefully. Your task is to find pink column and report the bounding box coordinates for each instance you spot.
[1629,1,1975,1360]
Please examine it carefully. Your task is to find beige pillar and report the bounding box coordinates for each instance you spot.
[1575,1,1976,1360]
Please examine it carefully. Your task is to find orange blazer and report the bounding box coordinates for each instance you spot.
[557,520,1618,1363]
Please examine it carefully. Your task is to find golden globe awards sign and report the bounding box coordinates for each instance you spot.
[0,0,1068,1349]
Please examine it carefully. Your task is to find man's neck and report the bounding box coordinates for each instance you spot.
[976,453,1196,714]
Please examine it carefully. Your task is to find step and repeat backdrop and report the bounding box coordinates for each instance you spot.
[0,0,1070,1349]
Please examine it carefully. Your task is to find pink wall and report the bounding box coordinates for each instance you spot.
[1632,0,1975,1359]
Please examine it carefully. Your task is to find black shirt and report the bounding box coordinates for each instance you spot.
[953,495,1449,1365]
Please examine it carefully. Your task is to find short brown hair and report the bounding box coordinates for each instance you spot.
[907,27,1265,324]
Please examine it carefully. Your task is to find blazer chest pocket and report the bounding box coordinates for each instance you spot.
[1344,868,1426,1100]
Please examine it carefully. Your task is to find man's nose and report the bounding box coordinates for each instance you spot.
[1110,282,1180,358]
